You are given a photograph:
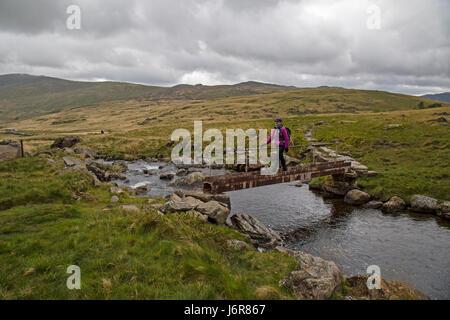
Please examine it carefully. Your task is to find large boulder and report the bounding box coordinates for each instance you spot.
[344,190,371,205]
[181,196,204,209]
[230,213,282,249]
[171,172,204,187]
[344,275,429,300]
[0,139,21,162]
[410,195,438,213]
[277,247,342,300]
[51,136,82,149]
[381,196,406,214]
[196,201,230,225]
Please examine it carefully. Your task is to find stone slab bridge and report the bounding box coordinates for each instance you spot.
[203,160,352,194]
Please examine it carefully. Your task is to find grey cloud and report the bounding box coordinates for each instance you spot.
[0,0,448,95]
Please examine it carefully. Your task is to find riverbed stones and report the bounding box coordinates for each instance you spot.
[410,195,438,213]
[230,214,282,249]
[276,247,342,300]
[171,172,204,187]
[159,173,174,180]
[381,196,406,214]
[363,201,383,209]
[51,136,82,149]
[0,139,21,162]
[196,201,230,225]
[110,195,119,203]
[344,190,371,205]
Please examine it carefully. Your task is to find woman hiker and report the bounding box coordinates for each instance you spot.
[263,118,290,172]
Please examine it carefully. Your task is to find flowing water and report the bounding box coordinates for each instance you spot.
[113,160,450,299]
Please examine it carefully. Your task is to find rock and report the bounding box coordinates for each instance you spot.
[166,193,182,202]
[197,201,230,225]
[143,169,157,175]
[226,239,252,251]
[74,147,98,159]
[381,196,406,214]
[284,155,301,167]
[386,124,402,129]
[62,147,74,154]
[174,189,185,198]
[181,196,204,208]
[89,172,102,187]
[323,179,356,196]
[63,156,84,168]
[211,193,231,209]
[185,210,208,222]
[0,139,21,162]
[134,184,148,194]
[437,202,450,220]
[367,171,378,177]
[184,191,213,202]
[230,214,282,249]
[120,205,140,213]
[410,195,438,213]
[159,173,174,180]
[350,162,368,176]
[295,181,303,187]
[51,136,82,149]
[277,247,342,300]
[161,201,195,213]
[78,192,97,202]
[176,168,188,176]
[363,201,383,209]
[344,275,429,300]
[110,196,119,203]
[86,162,108,181]
[344,190,371,205]
[171,172,204,187]
[109,186,123,194]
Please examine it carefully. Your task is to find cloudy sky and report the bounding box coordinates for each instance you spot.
[0,0,448,95]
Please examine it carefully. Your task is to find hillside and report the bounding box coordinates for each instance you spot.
[422,92,450,103]
[0,74,296,122]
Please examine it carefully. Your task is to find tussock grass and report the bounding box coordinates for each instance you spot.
[0,157,298,299]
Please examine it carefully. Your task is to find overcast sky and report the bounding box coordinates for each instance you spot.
[0,0,448,95]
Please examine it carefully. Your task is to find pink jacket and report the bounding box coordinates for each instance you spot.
[266,127,289,149]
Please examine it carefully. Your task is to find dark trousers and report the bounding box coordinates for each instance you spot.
[279,146,287,171]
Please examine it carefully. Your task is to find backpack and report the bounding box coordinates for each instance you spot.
[278,126,291,144]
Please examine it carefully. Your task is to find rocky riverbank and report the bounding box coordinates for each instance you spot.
[304,130,449,220]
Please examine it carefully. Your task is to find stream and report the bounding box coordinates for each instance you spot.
[112,159,450,300]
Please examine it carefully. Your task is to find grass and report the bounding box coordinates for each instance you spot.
[0,156,299,299]
[305,107,450,202]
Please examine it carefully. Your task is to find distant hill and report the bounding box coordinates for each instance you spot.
[0,74,296,121]
[422,92,450,103]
